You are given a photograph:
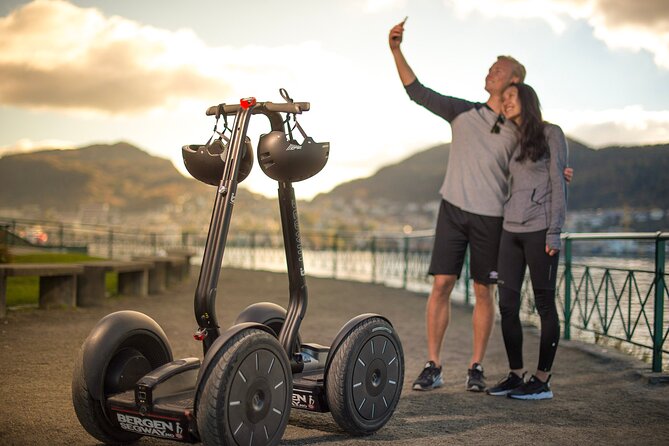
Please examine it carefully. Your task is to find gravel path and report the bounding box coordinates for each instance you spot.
[1,268,667,445]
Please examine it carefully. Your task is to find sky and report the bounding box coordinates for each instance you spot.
[0,0,668,200]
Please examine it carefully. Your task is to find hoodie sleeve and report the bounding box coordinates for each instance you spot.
[404,79,475,123]
[545,124,569,250]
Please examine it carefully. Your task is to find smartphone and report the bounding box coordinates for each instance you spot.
[393,16,408,41]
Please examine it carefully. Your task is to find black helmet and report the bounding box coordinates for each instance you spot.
[257,118,329,182]
[182,136,254,186]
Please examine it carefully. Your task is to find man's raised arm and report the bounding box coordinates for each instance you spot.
[389,20,417,87]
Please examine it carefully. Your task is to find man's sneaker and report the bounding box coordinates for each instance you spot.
[487,372,525,396]
[412,361,443,391]
[466,363,486,392]
[507,375,553,400]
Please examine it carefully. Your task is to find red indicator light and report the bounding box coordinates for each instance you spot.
[240,97,257,109]
[193,328,208,341]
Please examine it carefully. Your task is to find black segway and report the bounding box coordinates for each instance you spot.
[72,89,404,445]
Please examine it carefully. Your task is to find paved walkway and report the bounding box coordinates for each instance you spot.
[1,268,667,445]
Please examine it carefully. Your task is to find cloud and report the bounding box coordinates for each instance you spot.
[0,0,337,115]
[546,105,669,147]
[444,0,669,70]
[363,0,408,14]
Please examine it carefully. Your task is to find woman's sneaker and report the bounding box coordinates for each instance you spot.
[412,361,443,391]
[487,371,525,396]
[507,375,553,400]
[465,363,486,392]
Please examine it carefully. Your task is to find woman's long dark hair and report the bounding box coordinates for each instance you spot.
[512,83,549,162]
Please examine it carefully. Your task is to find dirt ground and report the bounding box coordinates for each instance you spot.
[1,268,668,445]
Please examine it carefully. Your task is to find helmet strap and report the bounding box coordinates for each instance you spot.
[205,105,232,147]
[282,113,308,141]
[284,113,295,141]
[294,119,307,139]
[204,115,220,147]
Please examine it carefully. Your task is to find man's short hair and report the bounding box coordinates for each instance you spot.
[497,55,526,82]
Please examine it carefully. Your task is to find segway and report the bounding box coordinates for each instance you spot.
[72,89,404,445]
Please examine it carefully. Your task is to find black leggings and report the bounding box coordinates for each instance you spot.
[497,229,560,372]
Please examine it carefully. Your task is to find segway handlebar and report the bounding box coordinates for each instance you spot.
[205,101,310,116]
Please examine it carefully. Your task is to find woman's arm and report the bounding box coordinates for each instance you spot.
[546,124,568,253]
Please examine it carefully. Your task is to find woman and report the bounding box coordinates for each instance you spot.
[487,83,568,400]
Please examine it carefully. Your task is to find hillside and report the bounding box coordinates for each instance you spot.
[0,142,207,212]
[0,142,279,215]
[315,139,669,210]
[1,139,667,226]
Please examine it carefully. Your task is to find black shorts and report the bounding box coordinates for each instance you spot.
[428,200,503,284]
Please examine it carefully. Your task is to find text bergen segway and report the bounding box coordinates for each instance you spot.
[72,90,405,445]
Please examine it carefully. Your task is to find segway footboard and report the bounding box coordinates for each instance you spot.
[105,357,201,443]
[291,342,330,412]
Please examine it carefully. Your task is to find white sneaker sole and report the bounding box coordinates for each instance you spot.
[412,376,444,391]
[508,390,553,400]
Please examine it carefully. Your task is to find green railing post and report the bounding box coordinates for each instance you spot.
[332,233,339,279]
[563,236,572,340]
[370,236,377,284]
[181,231,189,249]
[402,236,409,289]
[151,233,157,256]
[652,234,665,373]
[58,223,64,249]
[107,229,114,259]
[464,247,471,305]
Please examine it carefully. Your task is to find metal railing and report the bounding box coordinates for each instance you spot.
[2,216,667,372]
[560,233,667,372]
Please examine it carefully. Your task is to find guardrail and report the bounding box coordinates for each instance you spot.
[559,233,668,373]
[2,217,667,372]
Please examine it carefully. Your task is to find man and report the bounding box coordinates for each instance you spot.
[389,21,570,392]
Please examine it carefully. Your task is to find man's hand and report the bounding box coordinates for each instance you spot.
[563,167,573,183]
[389,19,406,50]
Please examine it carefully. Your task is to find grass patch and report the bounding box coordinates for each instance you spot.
[12,253,102,264]
[5,252,118,308]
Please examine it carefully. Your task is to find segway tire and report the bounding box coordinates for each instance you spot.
[326,317,404,435]
[72,347,141,444]
[197,328,292,446]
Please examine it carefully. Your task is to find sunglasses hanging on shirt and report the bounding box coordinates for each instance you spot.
[490,114,505,134]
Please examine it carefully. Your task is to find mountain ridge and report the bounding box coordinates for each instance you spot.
[1,139,668,216]
[315,138,669,210]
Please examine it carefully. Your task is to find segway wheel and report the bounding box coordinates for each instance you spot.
[72,335,171,444]
[234,302,301,354]
[326,317,404,435]
[72,348,142,444]
[197,328,292,446]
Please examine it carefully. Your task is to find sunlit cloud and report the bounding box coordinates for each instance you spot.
[0,0,342,115]
[547,106,669,147]
[445,0,669,70]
